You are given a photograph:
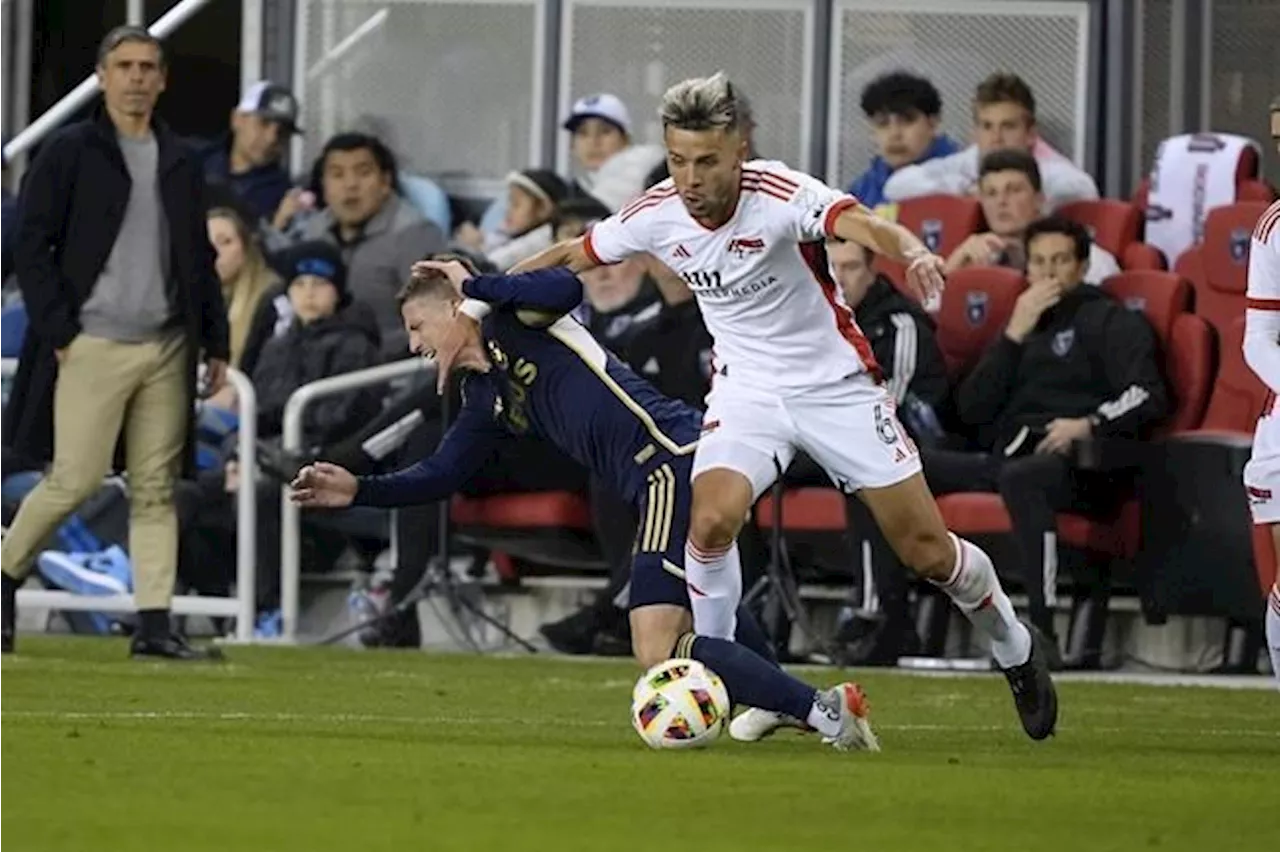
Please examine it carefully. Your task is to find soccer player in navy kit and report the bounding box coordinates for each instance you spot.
[291,256,878,751]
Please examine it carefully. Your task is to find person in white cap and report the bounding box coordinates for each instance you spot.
[564,93,664,213]
[199,80,302,225]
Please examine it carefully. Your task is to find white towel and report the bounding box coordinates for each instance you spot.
[1145,133,1260,265]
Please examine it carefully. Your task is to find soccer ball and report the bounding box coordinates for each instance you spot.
[630,658,731,749]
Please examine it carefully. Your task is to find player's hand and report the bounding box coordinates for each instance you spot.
[434,312,481,394]
[1005,282,1062,343]
[289,462,358,508]
[905,252,947,309]
[412,258,474,297]
[1035,417,1092,455]
[203,358,228,397]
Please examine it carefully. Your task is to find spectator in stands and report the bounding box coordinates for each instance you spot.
[846,72,961,211]
[828,237,949,425]
[944,150,1119,284]
[199,81,300,225]
[564,93,664,212]
[1,26,229,659]
[302,132,446,357]
[485,169,571,271]
[206,205,280,371]
[192,241,382,633]
[932,216,1166,656]
[884,71,1098,210]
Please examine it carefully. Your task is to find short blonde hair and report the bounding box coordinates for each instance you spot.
[659,72,743,133]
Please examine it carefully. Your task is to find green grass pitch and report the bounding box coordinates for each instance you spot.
[2,637,1275,851]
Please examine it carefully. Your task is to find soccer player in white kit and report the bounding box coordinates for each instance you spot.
[1240,99,1280,683]
[470,73,1057,738]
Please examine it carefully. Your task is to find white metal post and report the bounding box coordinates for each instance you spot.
[127,0,145,25]
[241,0,264,92]
[279,358,428,642]
[227,368,258,642]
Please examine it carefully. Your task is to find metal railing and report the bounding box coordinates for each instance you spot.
[3,360,258,641]
[278,357,430,643]
[1,0,216,164]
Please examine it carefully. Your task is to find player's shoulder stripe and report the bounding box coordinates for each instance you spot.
[742,169,799,203]
[1254,200,1280,244]
[619,184,679,222]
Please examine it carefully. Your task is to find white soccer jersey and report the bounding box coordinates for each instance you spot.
[584,159,879,393]
[1242,200,1280,523]
[1244,200,1280,412]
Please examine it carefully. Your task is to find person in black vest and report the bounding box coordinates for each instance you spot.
[2,27,229,658]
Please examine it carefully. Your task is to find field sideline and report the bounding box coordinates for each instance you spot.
[2,637,1275,851]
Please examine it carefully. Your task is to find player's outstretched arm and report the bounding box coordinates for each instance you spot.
[329,402,502,508]
[830,205,946,306]
[508,236,601,274]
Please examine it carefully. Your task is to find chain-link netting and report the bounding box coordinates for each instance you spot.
[1208,0,1280,186]
[1137,0,1172,182]
[296,0,541,180]
[828,1,1088,187]
[559,0,813,173]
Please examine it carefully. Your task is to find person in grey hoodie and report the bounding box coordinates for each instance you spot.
[884,72,1098,211]
[302,133,445,356]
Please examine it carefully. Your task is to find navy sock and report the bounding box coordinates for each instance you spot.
[674,632,814,719]
[734,605,779,665]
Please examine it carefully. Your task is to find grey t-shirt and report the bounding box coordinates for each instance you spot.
[79,132,172,341]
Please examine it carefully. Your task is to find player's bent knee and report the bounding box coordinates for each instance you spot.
[895,526,954,581]
[689,506,743,551]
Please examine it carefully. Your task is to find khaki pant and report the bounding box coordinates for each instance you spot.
[1,333,188,609]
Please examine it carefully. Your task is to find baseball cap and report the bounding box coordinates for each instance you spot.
[563,93,631,135]
[236,81,302,134]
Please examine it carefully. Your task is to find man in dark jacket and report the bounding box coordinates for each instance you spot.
[1,27,230,659]
[198,81,300,225]
[931,216,1167,651]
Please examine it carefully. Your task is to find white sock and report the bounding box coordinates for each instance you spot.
[805,689,843,738]
[1267,583,1280,684]
[930,534,1032,668]
[684,541,742,640]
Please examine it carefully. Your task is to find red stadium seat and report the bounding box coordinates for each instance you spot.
[1198,315,1269,432]
[1120,242,1167,271]
[1059,200,1141,259]
[1238,179,1278,203]
[1174,202,1271,335]
[1133,143,1262,208]
[450,491,605,575]
[894,194,984,258]
[1100,270,1191,344]
[1162,314,1216,433]
[755,487,845,532]
[933,267,1025,378]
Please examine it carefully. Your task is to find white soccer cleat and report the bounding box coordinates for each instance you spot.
[818,681,881,752]
[728,708,808,742]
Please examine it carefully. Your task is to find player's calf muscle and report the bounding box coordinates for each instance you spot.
[630,605,690,668]
[859,475,954,581]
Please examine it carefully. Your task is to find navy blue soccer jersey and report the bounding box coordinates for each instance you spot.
[354,268,703,508]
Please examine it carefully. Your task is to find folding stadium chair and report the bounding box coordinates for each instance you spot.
[932,267,1025,378]
[1174,201,1272,333]
[876,195,985,294]
[1059,199,1141,260]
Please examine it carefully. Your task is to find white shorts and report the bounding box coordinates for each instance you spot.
[691,373,922,500]
[1245,414,1280,524]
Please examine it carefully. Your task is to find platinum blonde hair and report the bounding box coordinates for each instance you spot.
[659,72,742,133]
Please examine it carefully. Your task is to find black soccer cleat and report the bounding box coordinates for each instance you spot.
[130,633,225,661]
[1000,622,1059,741]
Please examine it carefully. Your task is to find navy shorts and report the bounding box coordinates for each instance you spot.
[627,455,694,611]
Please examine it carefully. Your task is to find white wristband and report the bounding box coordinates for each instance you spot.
[458,299,492,322]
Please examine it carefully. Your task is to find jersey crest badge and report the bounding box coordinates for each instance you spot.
[1052,328,1076,357]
